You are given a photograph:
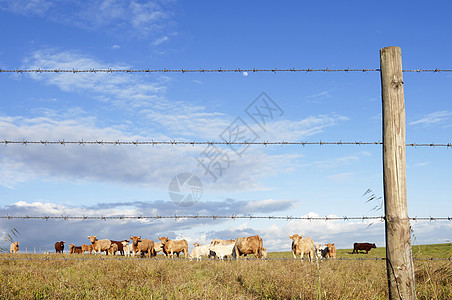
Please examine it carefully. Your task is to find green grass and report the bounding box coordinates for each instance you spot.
[268,243,452,259]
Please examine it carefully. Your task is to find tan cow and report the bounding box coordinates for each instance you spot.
[158,237,188,259]
[69,244,76,254]
[108,243,119,255]
[130,236,155,258]
[210,238,235,246]
[154,242,165,256]
[81,244,94,254]
[10,242,19,253]
[290,234,315,262]
[88,236,111,255]
[326,243,336,259]
[232,235,264,259]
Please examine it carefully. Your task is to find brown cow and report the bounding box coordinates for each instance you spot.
[353,242,376,254]
[110,240,126,256]
[130,236,155,258]
[88,236,111,255]
[159,237,188,259]
[10,242,19,253]
[326,243,336,259]
[55,241,66,253]
[290,235,315,262]
[81,244,94,254]
[232,235,264,259]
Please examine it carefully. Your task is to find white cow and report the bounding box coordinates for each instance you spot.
[315,244,328,259]
[209,244,234,260]
[189,243,211,261]
[121,241,134,257]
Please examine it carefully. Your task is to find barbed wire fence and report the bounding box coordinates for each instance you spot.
[1,140,452,147]
[1,68,452,73]
[0,215,450,221]
[1,60,451,271]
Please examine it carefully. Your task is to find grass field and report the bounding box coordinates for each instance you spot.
[0,244,450,299]
[268,243,452,259]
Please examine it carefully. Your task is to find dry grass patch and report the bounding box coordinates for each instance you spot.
[0,254,451,299]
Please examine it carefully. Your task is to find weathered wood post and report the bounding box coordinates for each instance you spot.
[380,46,416,299]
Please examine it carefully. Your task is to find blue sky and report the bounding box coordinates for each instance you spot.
[0,0,451,253]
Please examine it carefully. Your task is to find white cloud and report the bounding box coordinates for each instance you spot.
[327,172,355,182]
[259,114,349,141]
[409,111,452,126]
[152,36,169,46]
[315,155,360,168]
[7,50,349,192]
[0,0,53,16]
[0,0,173,38]
[306,90,333,99]
[2,201,450,252]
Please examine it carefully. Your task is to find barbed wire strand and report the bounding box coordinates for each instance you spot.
[1,140,451,148]
[0,215,450,221]
[1,68,452,74]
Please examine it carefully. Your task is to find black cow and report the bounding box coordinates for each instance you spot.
[352,242,376,254]
[208,249,216,259]
[55,241,66,253]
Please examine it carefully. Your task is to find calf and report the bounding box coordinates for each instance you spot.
[81,244,94,254]
[55,241,66,253]
[189,243,211,261]
[108,243,119,255]
[315,244,329,259]
[326,243,336,259]
[121,241,134,257]
[353,242,376,254]
[210,243,234,260]
[110,240,126,256]
[208,249,217,259]
[10,242,19,253]
[70,244,83,254]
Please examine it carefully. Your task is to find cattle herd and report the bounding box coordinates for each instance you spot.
[8,235,377,260]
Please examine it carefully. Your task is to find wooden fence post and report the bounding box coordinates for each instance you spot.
[380,46,416,299]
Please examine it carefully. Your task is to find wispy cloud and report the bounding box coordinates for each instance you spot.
[306,90,333,99]
[6,50,349,192]
[327,172,354,182]
[153,36,169,46]
[0,0,53,16]
[0,0,174,38]
[409,111,452,127]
